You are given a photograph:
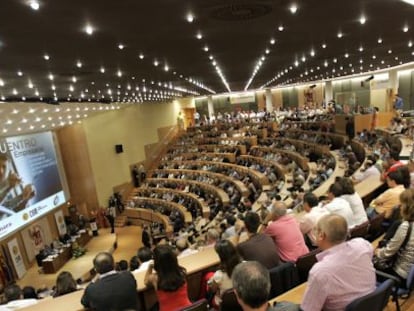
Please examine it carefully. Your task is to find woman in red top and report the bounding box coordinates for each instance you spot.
[144,244,191,311]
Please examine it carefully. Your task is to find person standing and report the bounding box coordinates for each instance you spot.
[132,165,140,187]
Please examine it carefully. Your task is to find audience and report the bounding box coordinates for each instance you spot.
[338,177,368,226]
[323,183,355,228]
[0,284,37,310]
[301,214,376,311]
[53,271,78,298]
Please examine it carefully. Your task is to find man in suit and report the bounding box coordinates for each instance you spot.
[81,252,138,311]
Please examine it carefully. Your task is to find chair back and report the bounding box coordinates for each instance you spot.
[220,289,243,311]
[367,213,385,241]
[178,299,208,311]
[268,261,299,299]
[349,221,370,239]
[295,249,321,283]
[345,279,394,311]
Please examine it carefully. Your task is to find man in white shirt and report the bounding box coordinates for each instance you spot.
[323,183,355,228]
[133,247,153,273]
[0,284,37,311]
[298,193,329,247]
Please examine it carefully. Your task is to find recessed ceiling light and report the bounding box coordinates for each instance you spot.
[322,43,327,49]
[401,0,414,5]
[154,60,159,66]
[278,25,284,31]
[118,44,125,50]
[186,13,194,23]
[43,54,50,60]
[378,38,383,44]
[204,46,209,52]
[17,71,23,76]
[0,79,4,87]
[29,1,40,10]
[388,49,392,54]
[289,4,298,14]
[85,24,94,35]
[359,15,366,25]
[345,53,349,58]
[164,65,169,72]
[196,32,203,39]
[270,38,275,45]
[100,67,105,73]
[358,46,364,52]
[76,61,82,68]
[403,25,409,32]
[310,49,315,57]
[409,41,413,47]
[337,32,343,38]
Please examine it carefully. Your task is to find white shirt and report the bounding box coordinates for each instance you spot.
[353,165,380,183]
[324,197,356,228]
[133,259,152,273]
[0,299,38,310]
[341,193,368,226]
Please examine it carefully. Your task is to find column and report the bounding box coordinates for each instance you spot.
[324,81,333,104]
[265,89,273,112]
[388,69,398,111]
[207,95,214,117]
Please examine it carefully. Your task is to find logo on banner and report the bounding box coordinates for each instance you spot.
[54,195,59,206]
[22,213,29,221]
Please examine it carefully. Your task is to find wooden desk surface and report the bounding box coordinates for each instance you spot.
[269,283,307,305]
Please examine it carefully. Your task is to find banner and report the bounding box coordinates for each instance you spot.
[54,210,67,236]
[7,238,26,279]
[21,218,53,262]
[0,132,66,239]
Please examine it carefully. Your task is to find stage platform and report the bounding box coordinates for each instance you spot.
[17,228,119,290]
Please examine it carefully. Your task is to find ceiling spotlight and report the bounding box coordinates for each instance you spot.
[358,46,364,52]
[100,67,105,73]
[388,49,392,54]
[117,70,122,77]
[17,71,23,76]
[289,4,298,14]
[164,64,169,72]
[270,38,275,45]
[43,54,50,60]
[154,60,159,66]
[378,38,383,44]
[403,25,409,32]
[337,32,343,38]
[29,1,40,10]
[359,15,366,25]
[278,25,284,31]
[0,79,4,86]
[345,53,349,58]
[118,44,125,50]
[322,43,327,49]
[186,13,194,23]
[85,24,94,35]
[72,76,77,83]
[409,41,413,47]
[76,61,82,68]
[310,49,315,57]
[28,82,34,89]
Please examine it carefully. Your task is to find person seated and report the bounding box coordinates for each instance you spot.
[116,260,128,271]
[367,169,406,219]
[338,177,368,226]
[375,188,414,285]
[322,183,356,228]
[236,212,280,269]
[81,252,138,310]
[352,155,380,184]
[301,214,376,311]
[298,192,329,248]
[176,238,198,258]
[263,201,309,262]
[129,256,140,271]
[1,284,37,310]
[209,240,242,309]
[53,271,78,298]
[22,287,37,300]
[144,245,191,311]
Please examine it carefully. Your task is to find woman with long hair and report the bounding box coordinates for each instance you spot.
[54,271,78,297]
[144,244,191,311]
[209,239,242,308]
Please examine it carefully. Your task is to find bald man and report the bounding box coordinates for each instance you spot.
[301,215,376,311]
[81,252,138,311]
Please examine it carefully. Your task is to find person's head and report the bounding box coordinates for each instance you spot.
[232,261,271,310]
[4,284,22,302]
[0,153,8,181]
[303,192,319,213]
[315,214,348,250]
[328,182,343,200]
[243,211,260,233]
[339,177,355,195]
[214,239,241,276]
[226,215,236,227]
[206,228,219,245]
[55,271,77,297]
[22,286,37,299]
[129,256,140,270]
[153,244,186,291]
[175,238,189,252]
[117,260,128,271]
[137,247,152,263]
[389,151,400,163]
[269,201,287,220]
[399,189,414,221]
[93,252,114,274]
[387,170,404,188]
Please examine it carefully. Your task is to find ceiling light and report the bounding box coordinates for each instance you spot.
[403,25,409,32]
[337,32,343,38]
[0,79,4,87]
[29,1,40,10]
[270,38,275,45]
[278,25,284,31]
[289,4,298,14]
[265,49,270,54]
[100,67,105,73]
[85,24,94,35]
[17,71,23,76]
[388,49,392,54]
[310,49,315,57]
[196,32,203,39]
[154,60,159,66]
[359,15,366,25]
[345,53,349,58]
[378,38,383,44]
[322,43,327,49]
[358,46,364,52]
[117,70,122,77]
[118,44,125,50]
[76,61,82,68]
[28,82,33,88]
[409,41,413,47]
[203,46,209,52]
[43,54,50,60]
[186,13,194,23]
[164,65,169,72]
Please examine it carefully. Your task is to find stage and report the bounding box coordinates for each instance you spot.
[17,226,142,290]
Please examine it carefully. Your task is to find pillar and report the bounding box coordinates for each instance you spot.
[265,89,273,112]
[207,95,214,117]
[324,81,333,104]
